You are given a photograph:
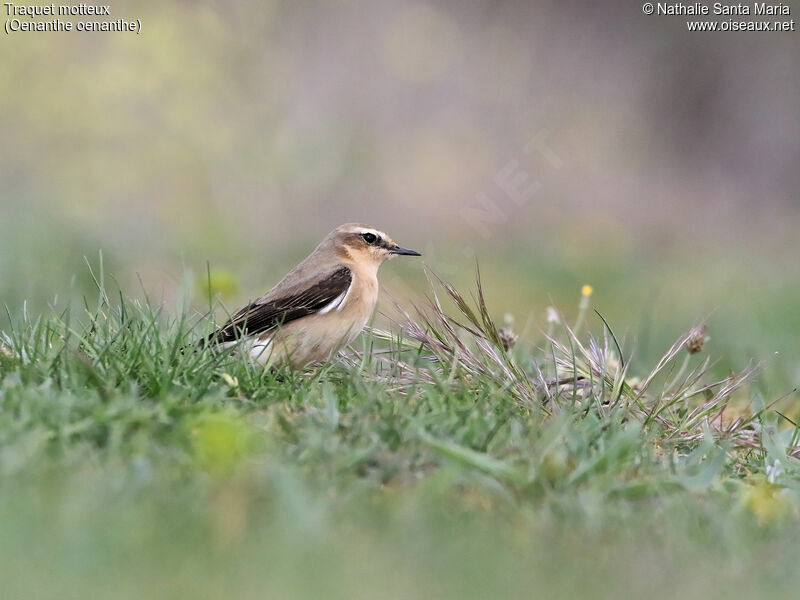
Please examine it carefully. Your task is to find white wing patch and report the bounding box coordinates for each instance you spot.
[318,281,352,315]
[336,280,354,312]
[249,339,273,364]
[220,338,274,365]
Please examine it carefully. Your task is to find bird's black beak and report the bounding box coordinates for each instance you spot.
[390,245,422,256]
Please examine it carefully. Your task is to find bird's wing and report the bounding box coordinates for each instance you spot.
[204,265,353,345]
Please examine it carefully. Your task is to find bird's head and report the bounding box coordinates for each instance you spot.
[328,223,421,266]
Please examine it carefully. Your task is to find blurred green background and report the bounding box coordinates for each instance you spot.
[2,0,799,383]
[3,3,800,598]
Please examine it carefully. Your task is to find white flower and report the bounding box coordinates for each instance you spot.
[766,458,784,484]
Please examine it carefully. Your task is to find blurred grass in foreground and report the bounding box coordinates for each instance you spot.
[1,269,799,599]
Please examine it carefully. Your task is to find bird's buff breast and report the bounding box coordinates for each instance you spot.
[251,279,377,367]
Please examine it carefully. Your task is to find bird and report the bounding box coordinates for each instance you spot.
[202,223,421,368]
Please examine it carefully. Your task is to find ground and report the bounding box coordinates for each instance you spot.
[1,270,798,600]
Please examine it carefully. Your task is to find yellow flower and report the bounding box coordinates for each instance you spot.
[198,268,239,301]
[741,480,790,525]
[190,411,255,475]
[220,373,239,388]
[581,284,593,297]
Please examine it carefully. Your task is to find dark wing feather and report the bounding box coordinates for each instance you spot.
[203,266,352,346]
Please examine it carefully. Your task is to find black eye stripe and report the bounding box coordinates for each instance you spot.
[361,232,381,246]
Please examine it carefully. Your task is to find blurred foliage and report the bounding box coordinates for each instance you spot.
[1,3,797,389]
[1,3,799,596]
[2,1,799,365]
[1,284,800,599]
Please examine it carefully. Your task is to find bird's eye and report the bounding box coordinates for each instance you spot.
[361,232,380,245]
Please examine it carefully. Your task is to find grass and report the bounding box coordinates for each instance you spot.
[1,264,800,599]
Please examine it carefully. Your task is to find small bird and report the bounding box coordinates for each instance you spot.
[203,223,421,367]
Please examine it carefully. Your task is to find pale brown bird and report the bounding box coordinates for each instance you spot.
[203,223,421,367]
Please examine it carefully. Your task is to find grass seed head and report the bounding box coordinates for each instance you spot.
[685,325,709,354]
[498,327,518,351]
